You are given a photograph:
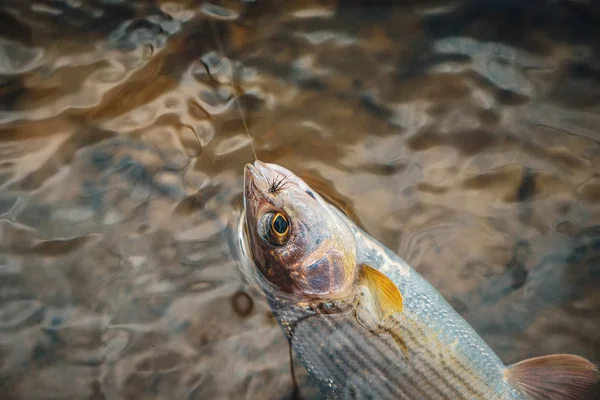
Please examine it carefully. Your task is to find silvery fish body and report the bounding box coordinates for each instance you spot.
[240,160,599,400]
[268,205,525,400]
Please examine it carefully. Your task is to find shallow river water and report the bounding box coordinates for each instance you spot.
[1,1,600,399]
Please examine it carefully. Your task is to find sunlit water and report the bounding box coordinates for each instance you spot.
[1,1,600,399]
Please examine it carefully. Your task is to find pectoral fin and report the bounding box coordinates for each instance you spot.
[505,354,599,400]
[359,264,403,323]
[356,265,408,359]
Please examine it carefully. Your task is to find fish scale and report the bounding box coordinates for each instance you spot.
[270,276,518,399]
[264,206,523,399]
[241,160,600,400]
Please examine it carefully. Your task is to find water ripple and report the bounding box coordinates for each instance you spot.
[0,1,599,399]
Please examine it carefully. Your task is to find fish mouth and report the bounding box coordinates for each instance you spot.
[243,160,284,202]
[244,160,296,191]
[244,160,274,183]
[244,161,270,211]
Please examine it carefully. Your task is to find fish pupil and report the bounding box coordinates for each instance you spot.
[273,214,288,234]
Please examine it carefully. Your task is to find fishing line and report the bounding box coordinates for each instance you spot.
[288,339,304,400]
[208,18,258,161]
[210,13,306,400]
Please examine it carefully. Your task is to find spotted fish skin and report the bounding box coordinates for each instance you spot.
[267,204,525,400]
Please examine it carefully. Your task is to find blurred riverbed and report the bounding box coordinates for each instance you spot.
[1,0,600,399]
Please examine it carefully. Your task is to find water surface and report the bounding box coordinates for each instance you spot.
[1,1,600,399]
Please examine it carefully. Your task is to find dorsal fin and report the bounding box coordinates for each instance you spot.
[505,354,599,400]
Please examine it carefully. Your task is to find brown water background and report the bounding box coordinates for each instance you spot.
[1,1,600,399]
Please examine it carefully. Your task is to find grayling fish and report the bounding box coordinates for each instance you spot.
[238,160,599,400]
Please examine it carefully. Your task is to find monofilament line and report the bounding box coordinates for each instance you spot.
[209,19,258,161]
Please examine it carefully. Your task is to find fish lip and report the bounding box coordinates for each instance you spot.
[243,164,257,209]
[244,160,268,183]
[244,163,257,186]
[244,161,271,211]
[244,160,280,195]
[246,160,272,179]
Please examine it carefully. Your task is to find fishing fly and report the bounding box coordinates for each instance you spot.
[267,174,288,194]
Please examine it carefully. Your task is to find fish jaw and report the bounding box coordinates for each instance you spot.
[244,160,295,195]
[243,161,302,213]
[243,161,272,210]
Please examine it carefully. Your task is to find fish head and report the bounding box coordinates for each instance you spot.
[243,160,358,301]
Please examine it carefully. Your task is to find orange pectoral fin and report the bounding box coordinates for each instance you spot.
[359,264,403,323]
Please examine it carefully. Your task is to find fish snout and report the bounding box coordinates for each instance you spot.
[244,161,281,189]
[244,161,276,202]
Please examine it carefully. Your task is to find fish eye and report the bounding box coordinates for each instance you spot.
[260,212,291,246]
[271,213,289,235]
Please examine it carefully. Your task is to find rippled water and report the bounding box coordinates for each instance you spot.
[1,1,600,399]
